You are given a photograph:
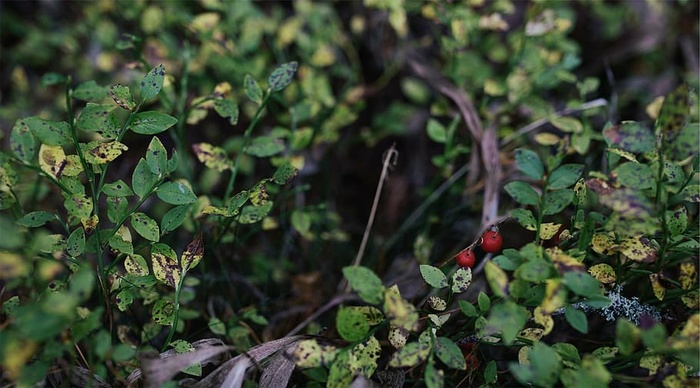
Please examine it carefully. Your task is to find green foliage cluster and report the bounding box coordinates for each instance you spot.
[1,0,698,387]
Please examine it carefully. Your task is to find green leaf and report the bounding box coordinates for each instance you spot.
[76,103,120,139]
[478,291,491,312]
[504,181,540,206]
[548,164,584,190]
[510,342,562,387]
[293,339,339,368]
[24,117,71,146]
[146,136,168,175]
[161,205,190,234]
[515,258,553,282]
[109,84,136,110]
[128,111,177,135]
[542,189,574,215]
[612,162,655,190]
[214,99,239,125]
[140,63,165,101]
[107,196,128,224]
[342,266,385,305]
[157,181,197,205]
[73,80,108,101]
[131,212,160,242]
[116,289,134,311]
[268,61,298,92]
[550,116,583,133]
[426,119,447,143]
[64,194,93,221]
[657,84,690,146]
[603,121,655,154]
[226,191,249,215]
[350,336,380,377]
[181,234,203,272]
[208,318,226,335]
[238,201,273,224]
[327,350,353,388]
[615,319,639,355]
[484,360,497,384]
[10,119,38,162]
[132,158,158,198]
[484,300,528,345]
[41,72,67,86]
[419,265,448,289]
[666,122,699,161]
[336,306,370,342]
[665,206,688,236]
[271,163,298,185]
[563,271,602,298]
[564,306,588,333]
[459,300,478,317]
[109,234,133,255]
[510,208,536,231]
[244,74,263,104]
[434,337,466,370]
[451,267,473,294]
[245,136,285,157]
[514,149,544,181]
[103,180,134,197]
[17,211,55,227]
[152,299,175,325]
[151,243,180,288]
[388,341,431,367]
[641,323,667,349]
[67,227,85,257]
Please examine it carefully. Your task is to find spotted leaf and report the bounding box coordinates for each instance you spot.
[151,243,181,289]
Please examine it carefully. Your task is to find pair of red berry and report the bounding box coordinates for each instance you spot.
[455,227,502,268]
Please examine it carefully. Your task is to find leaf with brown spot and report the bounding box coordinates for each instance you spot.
[649,273,666,301]
[181,234,204,272]
[151,243,181,289]
[619,236,657,263]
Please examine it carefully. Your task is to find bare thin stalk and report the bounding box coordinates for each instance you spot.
[350,143,398,269]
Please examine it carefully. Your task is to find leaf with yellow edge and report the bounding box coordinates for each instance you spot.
[384,285,419,332]
[548,247,585,274]
[388,341,431,368]
[485,261,509,298]
[649,273,666,301]
[534,307,554,335]
[539,280,567,315]
[679,263,697,291]
[589,263,616,284]
[151,243,180,289]
[591,233,616,255]
[619,236,657,263]
[539,223,561,240]
[192,143,232,172]
[293,339,339,368]
[606,147,638,162]
[61,155,83,177]
[39,144,67,179]
[84,141,128,164]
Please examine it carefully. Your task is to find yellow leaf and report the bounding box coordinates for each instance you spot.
[2,338,38,380]
[85,141,128,164]
[534,307,554,335]
[682,291,699,309]
[192,143,232,172]
[539,280,567,314]
[539,222,561,240]
[39,144,67,179]
[591,232,616,255]
[649,273,666,300]
[293,339,338,368]
[679,262,697,291]
[589,263,616,284]
[519,327,545,342]
[0,252,30,279]
[383,285,419,332]
[310,45,336,67]
[606,147,638,162]
[534,133,562,146]
[388,326,409,349]
[548,247,585,274]
[484,261,509,298]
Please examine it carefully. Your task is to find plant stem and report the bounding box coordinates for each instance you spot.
[223,93,272,201]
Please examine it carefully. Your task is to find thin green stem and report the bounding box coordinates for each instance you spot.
[162,270,187,352]
[223,92,272,201]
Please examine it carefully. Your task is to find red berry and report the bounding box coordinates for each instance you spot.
[455,249,475,268]
[481,228,502,253]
